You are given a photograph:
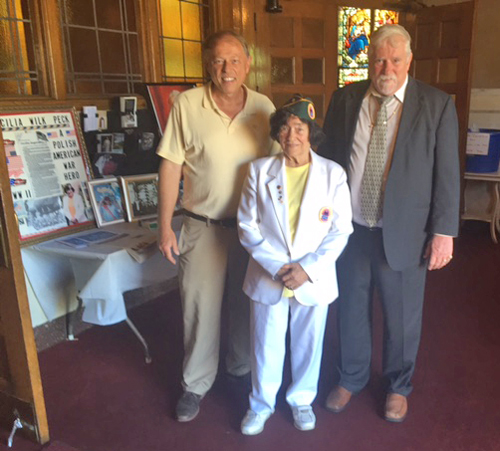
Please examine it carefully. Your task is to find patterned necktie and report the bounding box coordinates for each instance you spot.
[360,95,392,227]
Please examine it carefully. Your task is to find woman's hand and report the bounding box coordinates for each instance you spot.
[277,263,310,290]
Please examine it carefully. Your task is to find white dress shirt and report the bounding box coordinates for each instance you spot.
[349,76,408,227]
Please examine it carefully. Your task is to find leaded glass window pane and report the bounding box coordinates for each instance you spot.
[337,7,399,88]
[338,68,368,89]
[59,0,142,95]
[271,57,294,85]
[374,10,398,30]
[0,0,42,96]
[159,0,208,83]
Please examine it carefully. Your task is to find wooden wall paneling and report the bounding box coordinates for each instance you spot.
[137,0,163,83]
[210,0,235,32]
[40,0,67,100]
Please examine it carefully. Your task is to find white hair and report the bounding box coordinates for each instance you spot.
[369,24,412,60]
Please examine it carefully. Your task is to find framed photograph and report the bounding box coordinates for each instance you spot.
[119,96,138,128]
[146,83,196,135]
[0,107,95,246]
[96,133,114,153]
[88,178,126,227]
[120,173,159,222]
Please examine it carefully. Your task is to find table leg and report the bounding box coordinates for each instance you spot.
[66,296,82,341]
[491,182,500,244]
[125,317,152,364]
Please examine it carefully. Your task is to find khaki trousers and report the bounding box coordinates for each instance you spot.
[178,216,251,395]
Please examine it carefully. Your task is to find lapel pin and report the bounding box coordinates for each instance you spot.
[319,207,332,222]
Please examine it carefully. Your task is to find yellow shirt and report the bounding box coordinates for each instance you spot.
[283,163,310,298]
[156,83,280,219]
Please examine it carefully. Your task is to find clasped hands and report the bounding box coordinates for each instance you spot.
[277,263,310,291]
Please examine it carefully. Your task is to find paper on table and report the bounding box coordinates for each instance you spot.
[77,230,126,244]
[106,232,157,263]
[466,132,490,155]
[57,236,88,249]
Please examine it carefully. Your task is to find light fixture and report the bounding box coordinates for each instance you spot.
[266,0,283,13]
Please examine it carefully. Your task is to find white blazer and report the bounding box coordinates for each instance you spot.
[238,150,353,306]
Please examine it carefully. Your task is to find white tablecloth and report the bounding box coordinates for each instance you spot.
[22,219,180,326]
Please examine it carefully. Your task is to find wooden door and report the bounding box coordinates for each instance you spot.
[404,1,476,176]
[0,129,49,444]
[253,0,338,124]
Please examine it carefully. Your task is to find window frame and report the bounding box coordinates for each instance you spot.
[0,0,216,110]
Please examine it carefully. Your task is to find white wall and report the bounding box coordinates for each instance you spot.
[469,89,500,130]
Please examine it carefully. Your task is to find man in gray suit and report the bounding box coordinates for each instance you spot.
[318,24,460,422]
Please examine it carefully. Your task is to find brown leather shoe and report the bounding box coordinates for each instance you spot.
[385,393,408,423]
[325,386,352,413]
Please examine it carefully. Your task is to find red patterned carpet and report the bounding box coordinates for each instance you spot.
[2,221,500,451]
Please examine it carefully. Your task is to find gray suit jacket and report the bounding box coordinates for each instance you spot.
[318,77,460,271]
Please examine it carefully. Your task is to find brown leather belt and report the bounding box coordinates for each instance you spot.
[182,210,237,228]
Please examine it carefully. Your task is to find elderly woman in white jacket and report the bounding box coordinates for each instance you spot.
[237,95,353,435]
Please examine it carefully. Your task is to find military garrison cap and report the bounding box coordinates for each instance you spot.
[281,94,316,122]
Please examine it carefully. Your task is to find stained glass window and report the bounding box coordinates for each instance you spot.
[159,0,209,83]
[337,6,399,88]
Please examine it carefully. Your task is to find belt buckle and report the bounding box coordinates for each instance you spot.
[206,217,212,227]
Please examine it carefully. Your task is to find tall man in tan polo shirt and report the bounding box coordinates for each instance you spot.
[157,30,279,422]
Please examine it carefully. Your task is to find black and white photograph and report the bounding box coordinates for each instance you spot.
[139,132,155,151]
[96,133,114,153]
[120,174,159,222]
[23,196,67,234]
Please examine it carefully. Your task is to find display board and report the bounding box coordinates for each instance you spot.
[0,108,95,246]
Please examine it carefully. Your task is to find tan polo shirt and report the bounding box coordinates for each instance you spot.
[157,83,279,219]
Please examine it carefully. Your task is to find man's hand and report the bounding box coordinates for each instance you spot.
[157,159,182,265]
[424,235,453,270]
[278,263,310,290]
[158,227,179,265]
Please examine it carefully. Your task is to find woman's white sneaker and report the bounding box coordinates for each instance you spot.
[240,410,272,435]
[292,406,316,431]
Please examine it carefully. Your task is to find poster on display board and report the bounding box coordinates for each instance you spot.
[145,83,196,135]
[0,108,96,246]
